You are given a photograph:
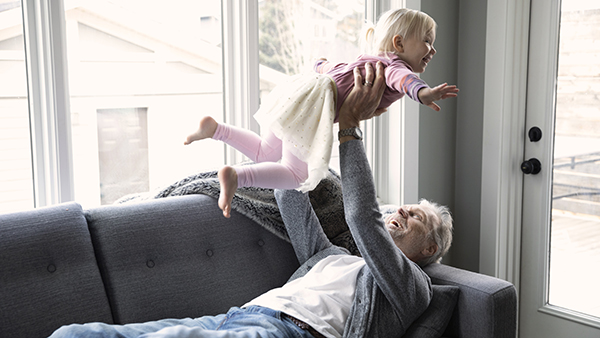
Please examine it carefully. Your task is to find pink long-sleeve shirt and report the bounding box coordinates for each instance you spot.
[314,53,428,121]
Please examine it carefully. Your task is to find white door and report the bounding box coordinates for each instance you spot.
[520,0,600,336]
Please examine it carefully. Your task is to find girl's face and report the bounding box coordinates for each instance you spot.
[395,30,436,73]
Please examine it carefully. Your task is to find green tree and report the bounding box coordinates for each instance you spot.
[258,0,364,75]
[259,0,303,75]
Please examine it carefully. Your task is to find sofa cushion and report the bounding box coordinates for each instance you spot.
[86,194,300,324]
[403,284,460,338]
[0,202,113,338]
[424,263,518,338]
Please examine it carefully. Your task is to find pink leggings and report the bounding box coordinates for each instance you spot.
[213,123,309,189]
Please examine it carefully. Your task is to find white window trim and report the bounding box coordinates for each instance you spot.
[220,0,420,206]
[480,0,529,288]
[368,0,420,206]
[221,0,260,165]
[22,0,74,207]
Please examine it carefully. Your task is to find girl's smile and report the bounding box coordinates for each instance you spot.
[394,32,437,73]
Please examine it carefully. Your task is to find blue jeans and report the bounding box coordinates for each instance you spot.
[49,306,316,338]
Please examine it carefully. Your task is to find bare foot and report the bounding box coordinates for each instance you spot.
[217,166,238,218]
[184,116,218,145]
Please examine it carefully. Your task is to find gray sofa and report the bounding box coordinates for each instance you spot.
[0,194,517,338]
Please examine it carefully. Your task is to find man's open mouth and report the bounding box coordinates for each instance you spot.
[390,220,403,228]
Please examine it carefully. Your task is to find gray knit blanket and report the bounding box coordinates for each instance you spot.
[116,168,360,256]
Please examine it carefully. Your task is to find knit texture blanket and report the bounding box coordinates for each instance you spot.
[116,168,360,256]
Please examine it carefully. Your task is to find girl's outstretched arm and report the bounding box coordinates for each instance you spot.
[417,83,459,111]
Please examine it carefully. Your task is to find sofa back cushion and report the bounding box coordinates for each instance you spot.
[86,194,300,324]
[0,202,113,338]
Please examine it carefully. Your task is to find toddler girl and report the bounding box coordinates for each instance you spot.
[185,8,458,217]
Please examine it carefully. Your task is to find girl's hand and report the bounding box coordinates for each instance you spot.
[418,83,459,111]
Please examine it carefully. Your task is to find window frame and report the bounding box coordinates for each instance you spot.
[21,0,420,208]
[221,0,260,165]
[22,0,74,207]
[367,0,421,206]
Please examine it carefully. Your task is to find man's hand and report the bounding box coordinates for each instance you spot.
[418,83,459,112]
[338,61,387,138]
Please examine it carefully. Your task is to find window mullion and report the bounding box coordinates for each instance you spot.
[402,0,422,206]
[366,0,388,203]
[221,0,260,165]
[22,0,74,207]
[368,0,400,205]
[368,0,421,206]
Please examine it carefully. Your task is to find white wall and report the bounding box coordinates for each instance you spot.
[417,0,460,265]
[452,0,488,272]
[417,0,488,272]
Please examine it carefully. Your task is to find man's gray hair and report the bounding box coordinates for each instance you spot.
[418,199,453,267]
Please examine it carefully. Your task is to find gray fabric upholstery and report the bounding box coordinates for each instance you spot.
[0,202,112,338]
[424,263,518,338]
[0,195,517,338]
[85,194,300,324]
[403,285,460,338]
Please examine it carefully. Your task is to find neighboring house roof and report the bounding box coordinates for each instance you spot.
[0,0,289,87]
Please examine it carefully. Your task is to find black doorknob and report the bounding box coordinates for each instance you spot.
[521,158,541,175]
[528,127,542,142]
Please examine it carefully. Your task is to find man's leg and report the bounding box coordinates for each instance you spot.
[140,307,314,338]
[48,316,226,338]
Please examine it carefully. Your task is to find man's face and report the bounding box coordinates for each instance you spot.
[384,204,439,263]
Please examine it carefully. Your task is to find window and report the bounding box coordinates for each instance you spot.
[1,0,408,213]
[258,0,365,174]
[0,1,33,213]
[64,0,224,207]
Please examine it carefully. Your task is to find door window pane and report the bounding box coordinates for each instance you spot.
[549,0,600,319]
[64,0,224,206]
[0,1,34,213]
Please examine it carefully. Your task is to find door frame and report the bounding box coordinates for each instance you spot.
[483,0,600,332]
[520,0,600,331]
[479,0,530,287]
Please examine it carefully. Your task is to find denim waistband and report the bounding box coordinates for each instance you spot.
[239,306,281,319]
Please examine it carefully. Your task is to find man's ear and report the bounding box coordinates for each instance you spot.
[392,35,404,53]
[421,243,438,258]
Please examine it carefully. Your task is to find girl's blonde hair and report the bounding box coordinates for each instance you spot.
[362,8,437,55]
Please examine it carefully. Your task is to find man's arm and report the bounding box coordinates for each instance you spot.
[273,62,386,267]
[337,61,432,316]
[274,189,333,265]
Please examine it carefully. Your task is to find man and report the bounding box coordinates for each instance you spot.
[49,61,453,338]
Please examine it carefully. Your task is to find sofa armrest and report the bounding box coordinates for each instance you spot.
[423,263,517,338]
